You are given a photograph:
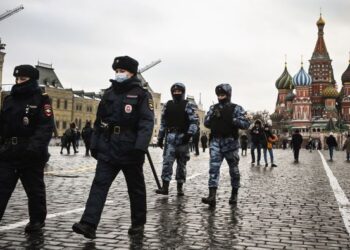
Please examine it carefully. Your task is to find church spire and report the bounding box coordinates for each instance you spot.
[312,13,329,60]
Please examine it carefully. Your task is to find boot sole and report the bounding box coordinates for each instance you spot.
[72,224,96,239]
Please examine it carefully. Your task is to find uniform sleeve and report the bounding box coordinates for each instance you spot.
[135,91,155,152]
[0,106,3,143]
[90,98,104,151]
[157,103,167,140]
[204,105,215,128]
[27,94,55,153]
[232,105,251,130]
[185,102,199,135]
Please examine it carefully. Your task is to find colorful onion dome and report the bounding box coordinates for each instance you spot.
[322,85,339,99]
[285,91,296,102]
[270,112,283,122]
[293,65,312,86]
[275,65,293,90]
[341,62,350,84]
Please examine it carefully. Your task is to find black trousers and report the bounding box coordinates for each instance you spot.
[293,148,301,161]
[81,160,146,227]
[0,163,46,222]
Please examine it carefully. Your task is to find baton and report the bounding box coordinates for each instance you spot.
[146,150,161,189]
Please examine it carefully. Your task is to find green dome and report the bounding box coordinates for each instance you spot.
[275,66,293,90]
[285,91,296,102]
[322,85,338,99]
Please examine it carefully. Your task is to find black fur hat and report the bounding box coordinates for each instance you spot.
[13,65,39,80]
[112,56,138,74]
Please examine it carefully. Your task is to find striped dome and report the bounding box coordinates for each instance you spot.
[275,66,293,90]
[293,66,312,86]
[341,63,350,84]
[285,91,296,102]
[322,85,339,99]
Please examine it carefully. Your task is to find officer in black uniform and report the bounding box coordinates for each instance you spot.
[72,56,154,238]
[0,65,54,232]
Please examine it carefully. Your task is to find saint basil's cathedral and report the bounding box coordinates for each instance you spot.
[271,14,350,144]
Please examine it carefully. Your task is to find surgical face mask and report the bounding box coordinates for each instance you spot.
[115,73,129,83]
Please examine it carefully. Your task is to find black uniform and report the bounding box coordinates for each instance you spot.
[79,76,154,229]
[0,79,54,224]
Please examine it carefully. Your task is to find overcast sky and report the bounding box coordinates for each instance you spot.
[1,0,350,113]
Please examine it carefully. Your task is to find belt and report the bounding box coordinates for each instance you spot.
[166,127,185,133]
[109,125,129,135]
[4,137,30,145]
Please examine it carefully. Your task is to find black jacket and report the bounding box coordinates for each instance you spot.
[90,77,154,164]
[326,136,338,148]
[0,80,54,165]
[291,133,303,149]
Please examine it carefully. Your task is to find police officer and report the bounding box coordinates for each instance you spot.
[72,56,154,238]
[202,84,250,207]
[156,83,198,196]
[0,65,54,232]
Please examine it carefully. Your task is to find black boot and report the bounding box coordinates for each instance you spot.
[177,182,184,196]
[155,181,169,195]
[201,187,217,207]
[72,221,96,239]
[25,221,45,233]
[229,188,238,205]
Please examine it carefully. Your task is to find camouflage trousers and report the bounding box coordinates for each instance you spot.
[161,143,190,183]
[208,142,240,189]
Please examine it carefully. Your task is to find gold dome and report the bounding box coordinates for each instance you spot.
[317,14,325,25]
[322,85,338,98]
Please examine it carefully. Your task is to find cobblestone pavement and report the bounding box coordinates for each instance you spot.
[0,147,350,249]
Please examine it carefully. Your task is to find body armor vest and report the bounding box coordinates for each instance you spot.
[211,103,239,139]
[164,100,188,132]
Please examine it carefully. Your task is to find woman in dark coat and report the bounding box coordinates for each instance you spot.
[200,133,208,152]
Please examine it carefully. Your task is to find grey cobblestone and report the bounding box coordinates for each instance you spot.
[0,148,350,249]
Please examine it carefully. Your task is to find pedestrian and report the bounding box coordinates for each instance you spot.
[326,132,338,161]
[307,137,313,152]
[282,138,287,149]
[65,123,78,154]
[60,132,68,154]
[201,133,208,152]
[156,83,198,196]
[0,65,54,232]
[193,124,200,156]
[72,55,154,238]
[342,134,350,162]
[81,121,93,156]
[239,133,248,156]
[250,120,264,166]
[75,129,81,149]
[201,83,250,207]
[291,129,303,163]
[262,124,277,167]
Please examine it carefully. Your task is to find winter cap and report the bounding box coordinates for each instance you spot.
[112,56,139,74]
[13,65,39,80]
[215,83,232,98]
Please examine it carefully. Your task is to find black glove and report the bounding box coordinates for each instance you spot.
[91,149,98,159]
[182,134,191,145]
[157,139,164,149]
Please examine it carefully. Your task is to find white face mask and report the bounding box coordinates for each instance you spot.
[115,72,129,83]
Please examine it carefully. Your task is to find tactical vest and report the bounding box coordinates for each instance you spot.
[164,100,189,132]
[210,103,239,139]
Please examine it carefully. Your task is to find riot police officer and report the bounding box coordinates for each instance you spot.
[72,56,154,238]
[0,65,54,232]
[202,84,250,207]
[156,83,198,196]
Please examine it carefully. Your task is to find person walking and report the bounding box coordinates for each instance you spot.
[156,83,198,196]
[0,65,54,232]
[240,133,248,156]
[250,120,264,166]
[72,56,154,238]
[343,134,350,162]
[201,133,208,153]
[65,123,78,154]
[262,124,277,167]
[291,129,303,163]
[326,132,338,161]
[81,121,93,156]
[201,84,250,207]
[60,132,68,154]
